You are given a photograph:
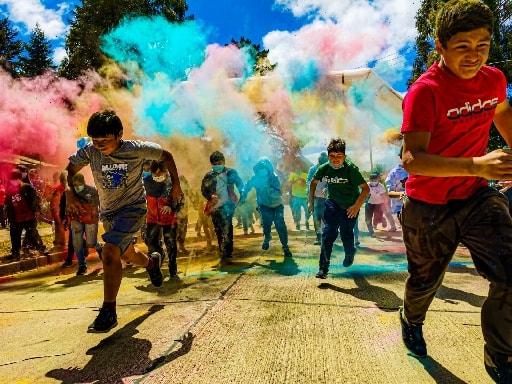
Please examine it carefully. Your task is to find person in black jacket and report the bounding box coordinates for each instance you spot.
[201,151,244,260]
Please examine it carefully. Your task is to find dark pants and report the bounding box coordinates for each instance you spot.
[259,204,288,248]
[365,202,384,233]
[319,199,357,273]
[0,204,5,228]
[211,204,235,259]
[145,222,178,274]
[313,197,326,240]
[177,215,188,246]
[401,187,512,358]
[10,218,44,256]
[64,230,75,264]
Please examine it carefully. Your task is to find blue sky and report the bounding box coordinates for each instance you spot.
[0,0,420,93]
[186,0,309,46]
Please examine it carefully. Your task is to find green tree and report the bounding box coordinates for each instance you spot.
[408,0,512,150]
[230,36,277,76]
[59,0,188,79]
[407,0,442,87]
[18,23,55,77]
[408,0,512,86]
[0,17,23,76]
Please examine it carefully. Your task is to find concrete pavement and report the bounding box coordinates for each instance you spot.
[0,213,494,383]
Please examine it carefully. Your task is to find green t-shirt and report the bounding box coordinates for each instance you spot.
[313,160,365,209]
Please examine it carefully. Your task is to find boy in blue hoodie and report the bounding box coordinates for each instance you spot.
[240,158,292,258]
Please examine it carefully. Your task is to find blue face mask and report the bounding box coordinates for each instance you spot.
[74,185,85,193]
[328,163,343,170]
[212,165,225,173]
[142,171,151,178]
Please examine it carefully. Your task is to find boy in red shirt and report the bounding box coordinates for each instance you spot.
[399,1,512,381]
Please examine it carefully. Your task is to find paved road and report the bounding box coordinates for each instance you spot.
[0,216,493,383]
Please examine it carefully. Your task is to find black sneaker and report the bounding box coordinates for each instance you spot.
[76,265,87,275]
[262,241,269,250]
[146,252,163,287]
[283,247,292,258]
[87,307,118,333]
[485,346,512,384]
[343,250,356,267]
[6,252,20,261]
[61,260,73,268]
[399,307,427,357]
[315,270,328,279]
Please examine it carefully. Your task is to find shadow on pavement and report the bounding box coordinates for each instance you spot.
[447,262,480,276]
[417,356,468,384]
[256,256,300,276]
[135,275,193,296]
[437,284,485,308]
[318,272,402,311]
[45,304,193,384]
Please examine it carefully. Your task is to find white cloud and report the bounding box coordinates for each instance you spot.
[268,0,420,89]
[0,0,70,39]
[53,45,67,65]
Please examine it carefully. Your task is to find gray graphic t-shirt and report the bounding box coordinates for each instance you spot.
[69,140,163,217]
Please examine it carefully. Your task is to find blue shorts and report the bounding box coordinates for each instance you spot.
[101,205,147,255]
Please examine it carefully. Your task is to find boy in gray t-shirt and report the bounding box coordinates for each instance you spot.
[65,110,182,333]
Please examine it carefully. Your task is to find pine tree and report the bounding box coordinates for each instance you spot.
[0,17,23,76]
[18,23,55,77]
[59,0,188,79]
[230,37,277,76]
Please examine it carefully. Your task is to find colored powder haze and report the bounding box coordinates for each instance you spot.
[0,14,405,187]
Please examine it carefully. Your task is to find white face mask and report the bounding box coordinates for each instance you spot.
[75,185,85,193]
[152,175,166,183]
[369,181,379,187]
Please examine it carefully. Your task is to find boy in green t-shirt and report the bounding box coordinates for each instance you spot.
[308,138,369,278]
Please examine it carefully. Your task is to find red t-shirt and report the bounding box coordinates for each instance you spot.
[0,185,5,205]
[401,63,506,204]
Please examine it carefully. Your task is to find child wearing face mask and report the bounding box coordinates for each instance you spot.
[308,138,370,278]
[239,157,292,257]
[67,173,102,276]
[365,173,387,237]
[200,151,244,261]
[5,169,49,261]
[143,160,180,277]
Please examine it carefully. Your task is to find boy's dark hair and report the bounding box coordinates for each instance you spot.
[86,110,123,138]
[10,169,22,180]
[72,173,85,183]
[150,160,166,173]
[436,0,493,47]
[327,138,346,154]
[209,151,225,164]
